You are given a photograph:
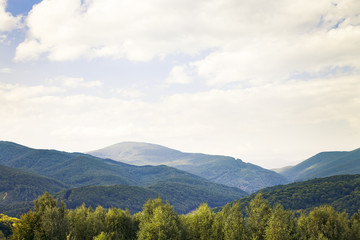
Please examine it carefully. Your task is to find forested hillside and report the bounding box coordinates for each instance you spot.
[89,142,289,192]
[278,148,360,181]
[0,164,67,217]
[228,174,360,215]
[0,141,247,217]
[4,192,360,240]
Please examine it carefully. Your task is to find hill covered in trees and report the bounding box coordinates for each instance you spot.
[0,164,68,217]
[228,174,360,215]
[0,141,247,217]
[277,148,360,181]
[89,142,289,192]
[4,192,360,240]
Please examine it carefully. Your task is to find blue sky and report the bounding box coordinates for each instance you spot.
[1,0,360,168]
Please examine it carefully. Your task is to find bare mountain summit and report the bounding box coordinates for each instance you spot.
[88,142,289,193]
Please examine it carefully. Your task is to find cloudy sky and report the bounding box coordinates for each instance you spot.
[1,0,359,168]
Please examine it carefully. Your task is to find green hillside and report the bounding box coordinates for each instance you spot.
[55,185,159,213]
[54,179,246,215]
[0,141,248,216]
[278,148,360,181]
[89,142,289,192]
[0,164,67,216]
[229,174,360,215]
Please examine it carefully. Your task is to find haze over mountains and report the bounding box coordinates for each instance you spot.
[276,148,360,181]
[89,142,289,193]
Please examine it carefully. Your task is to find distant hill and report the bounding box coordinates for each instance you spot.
[55,179,245,214]
[277,148,360,181]
[88,142,288,192]
[228,174,360,215]
[0,164,67,216]
[0,141,247,216]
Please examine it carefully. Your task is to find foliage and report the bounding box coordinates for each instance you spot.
[230,174,360,216]
[137,197,181,240]
[0,214,18,238]
[4,192,360,240]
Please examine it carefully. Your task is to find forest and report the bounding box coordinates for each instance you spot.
[1,192,360,240]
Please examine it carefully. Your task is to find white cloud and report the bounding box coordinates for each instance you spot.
[1,74,359,168]
[14,0,360,88]
[49,76,103,88]
[166,65,193,84]
[0,0,21,32]
[0,67,11,73]
[115,88,143,99]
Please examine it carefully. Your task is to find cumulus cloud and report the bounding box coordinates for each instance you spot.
[166,65,193,84]
[0,0,21,32]
[115,88,143,99]
[14,0,360,87]
[48,76,103,88]
[1,74,359,168]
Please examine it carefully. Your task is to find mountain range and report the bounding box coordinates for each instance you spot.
[88,142,289,193]
[0,141,247,216]
[2,140,360,217]
[276,148,360,181]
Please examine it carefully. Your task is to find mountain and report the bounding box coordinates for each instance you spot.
[228,174,360,215]
[88,142,289,192]
[55,179,245,214]
[0,164,67,217]
[0,141,247,216]
[277,148,360,181]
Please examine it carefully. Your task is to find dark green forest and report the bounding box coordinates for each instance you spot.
[228,174,360,216]
[2,192,360,240]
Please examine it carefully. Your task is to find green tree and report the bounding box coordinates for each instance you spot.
[186,203,215,240]
[245,193,271,240]
[12,192,68,240]
[224,202,246,240]
[0,214,18,238]
[265,203,298,240]
[105,208,137,240]
[349,210,360,240]
[67,204,105,240]
[93,232,110,240]
[137,197,181,240]
[211,204,230,240]
[298,205,350,240]
[11,210,38,240]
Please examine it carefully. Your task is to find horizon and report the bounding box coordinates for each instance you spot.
[1,0,359,169]
[1,139,358,169]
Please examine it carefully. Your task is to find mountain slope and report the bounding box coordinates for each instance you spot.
[0,164,67,216]
[229,174,360,215]
[0,141,247,215]
[89,142,288,192]
[278,148,360,181]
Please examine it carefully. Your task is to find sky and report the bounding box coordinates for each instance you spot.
[0,0,359,169]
